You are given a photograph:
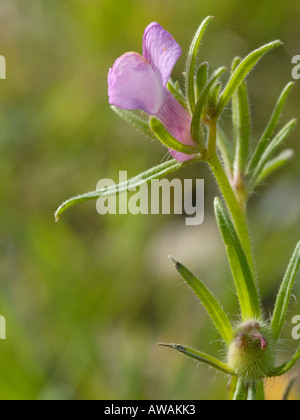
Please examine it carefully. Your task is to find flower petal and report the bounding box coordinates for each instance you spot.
[143,22,182,87]
[169,149,195,162]
[156,91,195,162]
[108,52,164,114]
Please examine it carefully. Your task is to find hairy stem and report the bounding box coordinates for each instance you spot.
[233,378,247,400]
[206,129,255,273]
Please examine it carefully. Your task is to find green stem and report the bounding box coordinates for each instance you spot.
[256,380,265,401]
[247,382,257,400]
[206,120,265,396]
[207,149,255,274]
[233,378,247,400]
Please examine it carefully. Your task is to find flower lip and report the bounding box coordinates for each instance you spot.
[108,23,182,114]
[142,22,182,87]
[107,22,195,162]
[108,51,164,114]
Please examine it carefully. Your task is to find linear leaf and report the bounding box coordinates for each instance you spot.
[209,154,255,272]
[160,343,235,375]
[214,198,261,320]
[247,382,257,400]
[233,378,247,400]
[149,117,199,155]
[167,79,187,110]
[248,82,294,175]
[269,346,300,377]
[232,80,250,178]
[170,257,233,343]
[195,62,208,100]
[271,241,300,340]
[191,67,227,146]
[231,56,250,177]
[228,376,238,400]
[207,82,222,115]
[55,159,189,221]
[217,126,234,177]
[255,149,294,187]
[256,380,265,401]
[216,40,282,117]
[111,106,157,141]
[185,16,214,113]
[249,119,297,188]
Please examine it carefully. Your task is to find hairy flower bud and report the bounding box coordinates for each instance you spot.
[227,321,275,381]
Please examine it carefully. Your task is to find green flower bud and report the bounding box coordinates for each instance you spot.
[227,321,275,381]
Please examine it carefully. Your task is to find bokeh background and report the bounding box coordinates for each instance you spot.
[0,0,299,400]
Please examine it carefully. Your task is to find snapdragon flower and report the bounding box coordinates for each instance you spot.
[108,22,196,162]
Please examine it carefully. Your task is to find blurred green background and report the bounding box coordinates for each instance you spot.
[0,0,299,400]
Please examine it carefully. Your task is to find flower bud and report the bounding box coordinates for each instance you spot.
[227,321,275,381]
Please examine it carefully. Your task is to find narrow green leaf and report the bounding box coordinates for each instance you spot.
[256,380,265,401]
[216,40,282,117]
[233,378,247,400]
[167,79,187,110]
[231,57,242,167]
[231,56,241,73]
[111,106,157,141]
[249,119,297,188]
[214,198,261,320]
[160,343,235,375]
[195,62,208,100]
[217,126,234,177]
[190,67,227,146]
[149,117,199,155]
[170,257,233,343]
[55,159,188,221]
[185,16,214,113]
[209,153,255,272]
[248,82,294,175]
[269,346,300,377]
[254,149,294,187]
[207,82,222,116]
[228,376,238,400]
[247,382,257,400]
[232,80,250,178]
[271,241,300,340]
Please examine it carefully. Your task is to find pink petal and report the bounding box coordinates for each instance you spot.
[108,52,164,114]
[156,90,195,162]
[143,22,182,88]
[169,149,194,162]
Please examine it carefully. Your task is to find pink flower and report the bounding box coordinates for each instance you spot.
[108,22,195,162]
